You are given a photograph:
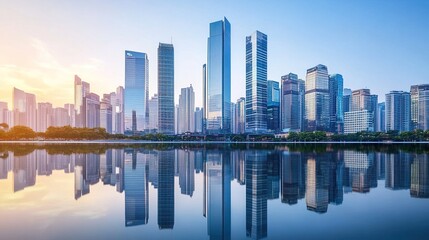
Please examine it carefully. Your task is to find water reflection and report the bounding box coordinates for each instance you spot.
[0,144,429,239]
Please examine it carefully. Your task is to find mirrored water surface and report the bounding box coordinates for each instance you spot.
[0,143,428,240]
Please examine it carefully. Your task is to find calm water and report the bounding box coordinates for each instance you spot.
[0,143,428,240]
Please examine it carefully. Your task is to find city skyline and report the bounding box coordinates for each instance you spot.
[1,1,428,109]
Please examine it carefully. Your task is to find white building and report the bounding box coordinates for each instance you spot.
[344,110,374,134]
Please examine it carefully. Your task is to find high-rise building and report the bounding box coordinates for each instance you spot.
[0,102,9,126]
[178,85,195,134]
[52,107,70,127]
[411,84,429,130]
[158,43,175,135]
[329,74,344,133]
[267,80,280,132]
[344,89,378,133]
[83,93,100,128]
[385,91,411,132]
[376,102,386,132]
[344,110,374,134]
[246,31,267,133]
[343,88,352,114]
[100,96,113,133]
[205,18,231,134]
[109,86,124,134]
[124,51,149,133]
[194,107,203,133]
[148,94,159,132]
[37,102,53,132]
[233,97,246,134]
[281,73,304,132]
[74,75,90,128]
[13,87,37,130]
[64,103,76,128]
[305,64,330,131]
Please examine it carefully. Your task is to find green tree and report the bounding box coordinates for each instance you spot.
[7,126,37,140]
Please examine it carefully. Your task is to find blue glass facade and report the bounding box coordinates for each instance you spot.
[205,18,231,134]
[329,74,344,133]
[124,51,149,132]
[246,31,267,133]
[267,80,280,132]
[158,43,175,134]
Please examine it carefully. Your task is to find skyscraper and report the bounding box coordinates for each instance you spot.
[148,94,159,132]
[267,80,280,132]
[194,107,203,133]
[74,75,90,128]
[376,102,386,132]
[385,91,411,132]
[305,64,330,131]
[13,87,37,130]
[37,102,53,132]
[281,73,303,132]
[109,86,125,134]
[344,89,378,133]
[100,96,113,133]
[178,85,195,134]
[83,93,100,128]
[125,51,149,133]
[246,31,267,133]
[410,84,429,130]
[343,88,352,114]
[329,74,344,133]
[234,97,246,134]
[205,18,231,134]
[158,43,175,135]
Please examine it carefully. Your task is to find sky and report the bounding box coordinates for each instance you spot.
[0,0,428,108]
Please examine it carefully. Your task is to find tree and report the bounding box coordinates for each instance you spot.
[7,126,36,140]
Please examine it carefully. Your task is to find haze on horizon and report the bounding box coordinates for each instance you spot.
[0,0,428,108]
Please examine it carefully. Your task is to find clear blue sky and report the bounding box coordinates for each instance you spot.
[1,0,428,107]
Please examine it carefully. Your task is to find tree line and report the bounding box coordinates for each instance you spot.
[1,124,429,142]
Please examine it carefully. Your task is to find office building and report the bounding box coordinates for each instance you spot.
[329,74,344,133]
[178,85,195,134]
[158,43,175,134]
[246,31,267,133]
[124,51,149,132]
[74,75,90,128]
[205,18,231,134]
[411,84,429,130]
[376,102,386,132]
[343,88,352,113]
[83,93,100,128]
[385,91,411,132]
[100,96,113,133]
[13,87,37,130]
[234,97,246,134]
[194,107,203,133]
[148,94,159,132]
[37,102,53,132]
[305,64,330,131]
[281,73,303,132]
[109,86,125,134]
[344,110,374,134]
[267,80,280,132]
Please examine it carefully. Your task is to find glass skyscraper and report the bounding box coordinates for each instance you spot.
[385,91,411,132]
[305,64,330,131]
[246,31,267,133]
[205,18,231,134]
[329,74,344,133]
[158,43,175,135]
[267,80,280,132]
[124,50,149,133]
[410,84,429,130]
[281,73,303,132]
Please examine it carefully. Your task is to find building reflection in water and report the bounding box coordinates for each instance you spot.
[281,151,304,205]
[305,155,329,214]
[246,150,267,239]
[124,149,149,227]
[411,154,429,198]
[1,146,429,237]
[204,150,231,240]
[158,150,175,229]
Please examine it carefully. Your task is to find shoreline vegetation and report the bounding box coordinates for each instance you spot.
[1,125,429,143]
